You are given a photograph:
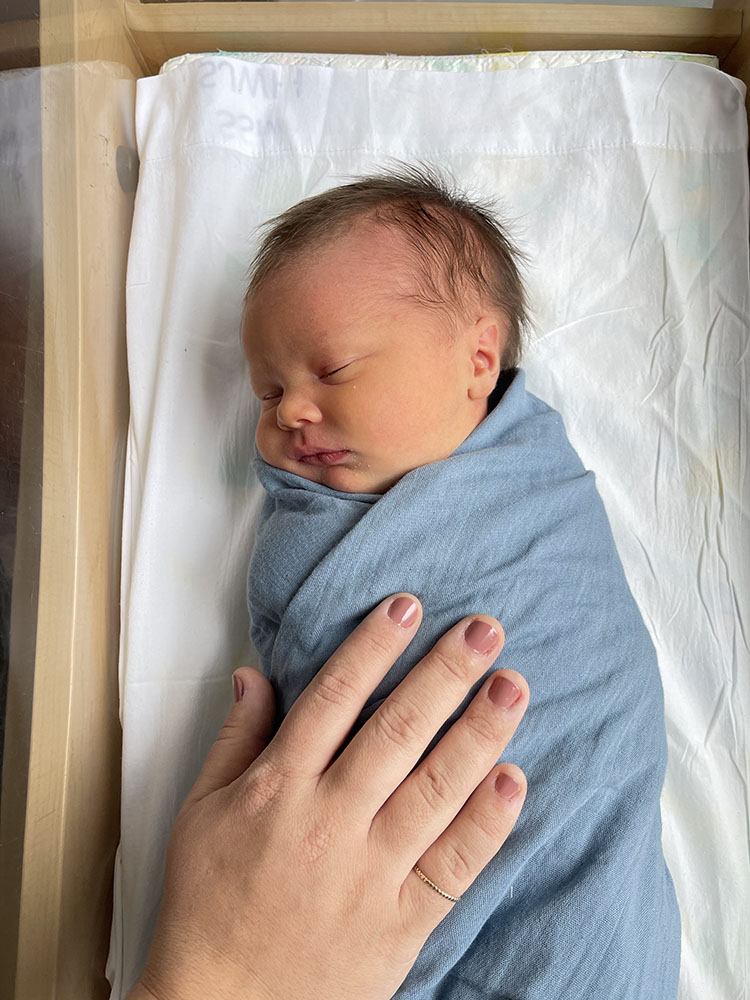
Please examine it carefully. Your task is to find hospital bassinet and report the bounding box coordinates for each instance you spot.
[1,2,748,999]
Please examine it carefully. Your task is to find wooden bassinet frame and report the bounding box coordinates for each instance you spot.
[0,2,747,998]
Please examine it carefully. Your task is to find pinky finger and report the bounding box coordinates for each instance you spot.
[400,764,527,925]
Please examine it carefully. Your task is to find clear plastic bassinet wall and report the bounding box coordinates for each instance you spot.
[0,2,140,997]
[0,1,748,999]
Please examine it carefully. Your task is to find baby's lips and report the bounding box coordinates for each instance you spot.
[298,450,351,466]
[291,442,347,460]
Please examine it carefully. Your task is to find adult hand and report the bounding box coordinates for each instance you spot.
[129,594,529,1000]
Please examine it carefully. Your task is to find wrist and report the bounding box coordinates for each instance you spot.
[128,965,276,1000]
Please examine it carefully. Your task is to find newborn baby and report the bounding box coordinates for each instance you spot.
[242,164,680,999]
[243,209,503,498]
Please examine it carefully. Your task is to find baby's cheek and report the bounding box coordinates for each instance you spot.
[369,410,412,454]
[255,416,276,463]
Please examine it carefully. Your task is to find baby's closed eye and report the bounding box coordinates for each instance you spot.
[322,363,352,379]
[322,357,368,383]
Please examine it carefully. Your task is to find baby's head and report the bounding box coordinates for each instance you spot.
[241,162,528,495]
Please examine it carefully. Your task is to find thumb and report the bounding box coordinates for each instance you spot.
[181,667,276,814]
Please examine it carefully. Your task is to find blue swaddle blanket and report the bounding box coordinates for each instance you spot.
[247,369,680,999]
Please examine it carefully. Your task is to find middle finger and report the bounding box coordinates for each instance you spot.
[322,615,504,820]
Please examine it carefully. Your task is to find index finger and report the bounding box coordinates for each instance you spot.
[263,594,424,777]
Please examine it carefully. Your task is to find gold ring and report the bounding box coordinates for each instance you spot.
[413,865,461,903]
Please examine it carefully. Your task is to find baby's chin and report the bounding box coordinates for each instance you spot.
[266,452,389,495]
[298,460,386,496]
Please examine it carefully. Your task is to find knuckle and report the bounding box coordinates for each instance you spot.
[375,698,426,750]
[359,624,399,660]
[312,663,360,709]
[463,709,502,750]
[429,646,473,686]
[468,797,507,843]
[417,760,454,811]
[442,837,475,884]
[297,817,336,866]
[237,760,285,812]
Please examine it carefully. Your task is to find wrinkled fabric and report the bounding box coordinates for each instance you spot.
[248,368,681,999]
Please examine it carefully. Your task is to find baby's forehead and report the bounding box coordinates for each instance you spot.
[250,247,413,314]
[243,219,466,351]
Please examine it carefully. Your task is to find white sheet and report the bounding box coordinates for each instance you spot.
[108,53,750,999]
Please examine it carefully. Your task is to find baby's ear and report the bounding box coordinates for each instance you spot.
[468,317,504,398]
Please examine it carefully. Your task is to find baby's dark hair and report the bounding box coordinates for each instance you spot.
[244,160,530,369]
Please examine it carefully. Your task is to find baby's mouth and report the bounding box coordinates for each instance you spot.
[296,450,351,467]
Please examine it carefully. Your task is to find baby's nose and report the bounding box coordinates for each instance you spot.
[276,393,322,429]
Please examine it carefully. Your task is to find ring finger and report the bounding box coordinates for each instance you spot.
[400,761,527,926]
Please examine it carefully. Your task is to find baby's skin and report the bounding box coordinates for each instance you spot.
[241,220,507,495]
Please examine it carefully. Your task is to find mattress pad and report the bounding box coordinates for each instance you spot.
[108,51,749,999]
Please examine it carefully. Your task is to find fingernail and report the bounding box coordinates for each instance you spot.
[233,673,244,703]
[495,773,521,801]
[464,620,498,654]
[488,674,521,710]
[388,596,419,628]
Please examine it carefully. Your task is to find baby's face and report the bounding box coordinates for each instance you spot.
[242,224,496,494]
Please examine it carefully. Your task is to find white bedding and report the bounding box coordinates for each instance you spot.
[108,52,749,999]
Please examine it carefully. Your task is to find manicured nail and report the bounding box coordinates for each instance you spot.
[233,673,244,703]
[495,773,521,800]
[388,596,419,628]
[464,620,498,654]
[488,674,521,710]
